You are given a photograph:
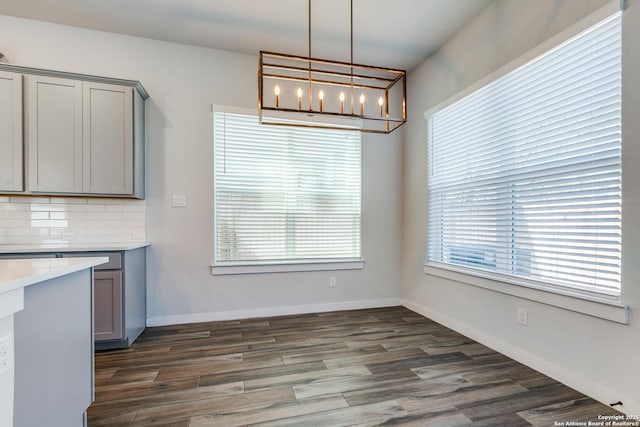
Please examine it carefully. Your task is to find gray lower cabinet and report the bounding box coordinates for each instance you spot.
[93,270,123,342]
[62,248,146,350]
[0,247,146,350]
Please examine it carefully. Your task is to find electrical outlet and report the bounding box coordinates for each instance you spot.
[0,334,12,375]
[329,276,337,287]
[517,307,528,326]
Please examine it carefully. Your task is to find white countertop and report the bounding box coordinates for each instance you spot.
[0,242,150,254]
[0,257,108,295]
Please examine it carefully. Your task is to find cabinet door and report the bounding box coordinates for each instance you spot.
[83,82,133,195]
[0,71,23,192]
[94,270,123,341]
[26,75,83,193]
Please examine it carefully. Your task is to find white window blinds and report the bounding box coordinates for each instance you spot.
[214,112,361,263]
[426,13,622,297]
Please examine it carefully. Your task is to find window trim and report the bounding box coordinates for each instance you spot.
[212,259,365,275]
[423,1,628,323]
[424,264,628,324]
[211,105,364,275]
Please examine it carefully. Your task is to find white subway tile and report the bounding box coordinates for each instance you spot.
[9,228,33,237]
[123,220,145,228]
[86,212,123,220]
[8,210,32,220]
[30,212,49,220]
[30,227,53,236]
[9,196,50,204]
[49,212,67,220]
[61,212,89,220]
[132,230,146,240]
[68,204,106,212]
[30,203,67,212]
[85,228,114,236]
[88,198,128,205]
[0,203,29,211]
[50,197,88,204]
[68,228,87,236]
[65,219,89,229]
[0,198,146,246]
[46,231,70,242]
[1,235,30,244]
[0,219,29,228]
[104,204,144,212]
[99,219,135,228]
[30,220,69,228]
[122,211,145,220]
[39,238,68,245]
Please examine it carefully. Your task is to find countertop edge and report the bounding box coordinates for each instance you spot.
[0,257,109,295]
[0,242,150,254]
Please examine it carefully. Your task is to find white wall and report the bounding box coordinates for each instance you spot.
[0,15,403,324]
[402,0,640,414]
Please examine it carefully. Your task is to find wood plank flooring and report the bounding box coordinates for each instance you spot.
[87,306,620,426]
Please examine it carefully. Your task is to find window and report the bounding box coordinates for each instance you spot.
[426,13,622,299]
[213,111,362,272]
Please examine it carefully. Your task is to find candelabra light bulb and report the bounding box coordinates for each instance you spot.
[274,85,281,108]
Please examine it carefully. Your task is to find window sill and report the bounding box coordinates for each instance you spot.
[212,259,365,275]
[424,263,629,324]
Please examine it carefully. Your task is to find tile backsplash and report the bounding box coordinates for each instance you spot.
[0,195,145,245]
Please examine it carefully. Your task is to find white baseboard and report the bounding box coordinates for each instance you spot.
[402,299,640,416]
[146,297,402,327]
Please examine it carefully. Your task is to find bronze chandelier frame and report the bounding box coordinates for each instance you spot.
[258,0,407,134]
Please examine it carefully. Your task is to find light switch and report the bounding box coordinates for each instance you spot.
[171,195,187,208]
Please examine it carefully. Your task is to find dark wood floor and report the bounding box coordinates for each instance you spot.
[88,306,619,426]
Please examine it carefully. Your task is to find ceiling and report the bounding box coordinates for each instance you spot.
[0,0,493,71]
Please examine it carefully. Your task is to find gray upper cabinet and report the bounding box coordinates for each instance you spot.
[0,63,147,199]
[0,71,23,192]
[26,75,84,193]
[82,82,133,195]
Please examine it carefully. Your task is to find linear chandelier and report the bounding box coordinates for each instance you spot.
[258,0,406,134]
